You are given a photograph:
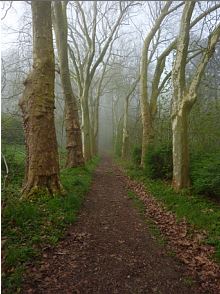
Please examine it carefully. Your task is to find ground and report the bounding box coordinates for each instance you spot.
[22,157,200,294]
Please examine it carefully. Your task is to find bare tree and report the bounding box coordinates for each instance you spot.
[139,1,220,167]
[139,1,183,166]
[53,1,84,168]
[172,1,220,190]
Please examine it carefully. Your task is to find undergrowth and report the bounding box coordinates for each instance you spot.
[2,146,99,294]
[118,159,220,263]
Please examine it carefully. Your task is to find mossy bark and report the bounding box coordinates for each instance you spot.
[19,1,62,198]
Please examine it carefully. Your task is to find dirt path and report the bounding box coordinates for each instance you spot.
[23,157,199,294]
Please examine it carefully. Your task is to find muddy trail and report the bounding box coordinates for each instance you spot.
[23,157,200,294]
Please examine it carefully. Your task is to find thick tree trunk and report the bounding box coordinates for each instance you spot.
[81,92,92,161]
[53,2,84,167]
[19,1,62,198]
[172,107,190,190]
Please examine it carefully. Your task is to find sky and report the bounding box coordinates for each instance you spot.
[1,1,30,51]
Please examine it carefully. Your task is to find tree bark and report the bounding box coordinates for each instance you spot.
[172,106,190,190]
[90,95,99,156]
[19,1,62,198]
[81,90,92,161]
[53,2,84,168]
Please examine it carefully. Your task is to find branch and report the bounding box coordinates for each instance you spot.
[75,1,92,46]
[172,1,195,95]
[187,24,220,104]
[1,1,13,20]
[90,2,132,82]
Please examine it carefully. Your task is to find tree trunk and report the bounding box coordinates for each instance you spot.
[121,96,129,159]
[81,92,92,161]
[139,42,154,167]
[53,2,84,168]
[19,1,62,198]
[140,102,154,167]
[172,107,190,190]
[93,95,99,155]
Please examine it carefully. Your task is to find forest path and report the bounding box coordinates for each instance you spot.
[23,157,198,294]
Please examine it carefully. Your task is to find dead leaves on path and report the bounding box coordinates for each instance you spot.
[126,178,220,294]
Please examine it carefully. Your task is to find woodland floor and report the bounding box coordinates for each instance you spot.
[22,157,201,294]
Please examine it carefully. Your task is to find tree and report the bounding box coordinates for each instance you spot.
[53,1,84,167]
[139,1,184,166]
[19,1,62,197]
[171,1,220,190]
[139,1,220,167]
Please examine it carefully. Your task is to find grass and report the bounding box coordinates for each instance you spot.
[118,159,220,263]
[2,145,99,293]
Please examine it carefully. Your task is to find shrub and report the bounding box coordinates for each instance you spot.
[191,152,220,197]
[144,144,173,180]
[131,146,142,166]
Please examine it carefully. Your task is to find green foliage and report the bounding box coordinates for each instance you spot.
[2,114,24,145]
[131,146,142,166]
[121,162,220,263]
[2,153,99,293]
[191,152,220,197]
[1,145,25,189]
[144,144,173,180]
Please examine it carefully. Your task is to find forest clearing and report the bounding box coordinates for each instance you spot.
[1,1,220,293]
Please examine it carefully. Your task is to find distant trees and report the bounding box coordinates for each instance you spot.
[19,1,62,197]
[68,1,135,160]
[121,77,139,159]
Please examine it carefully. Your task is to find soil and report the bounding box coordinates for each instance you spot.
[22,157,200,294]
